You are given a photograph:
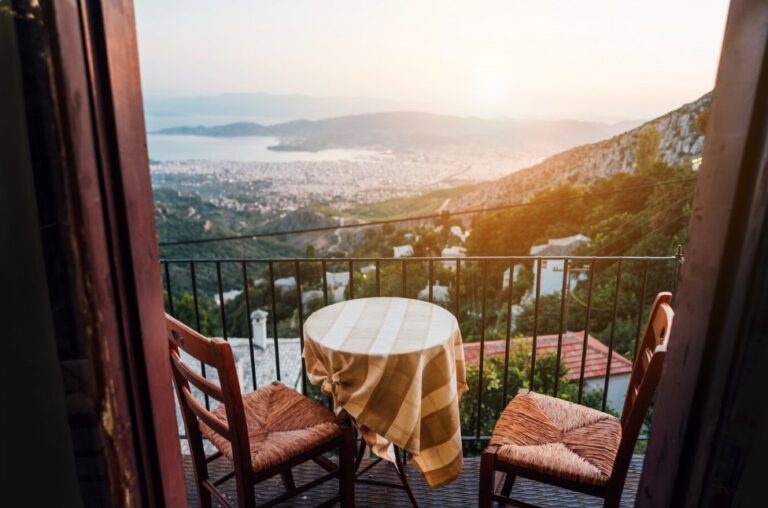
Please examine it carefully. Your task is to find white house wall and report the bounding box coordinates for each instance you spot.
[583,373,630,414]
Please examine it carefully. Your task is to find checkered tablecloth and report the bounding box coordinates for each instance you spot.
[303,297,467,487]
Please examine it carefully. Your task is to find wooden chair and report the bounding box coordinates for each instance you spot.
[166,314,355,507]
[479,292,674,508]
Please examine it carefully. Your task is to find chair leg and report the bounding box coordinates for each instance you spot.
[501,473,516,497]
[340,426,356,508]
[354,431,367,470]
[235,479,255,508]
[479,445,498,508]
[185,431,213,508]
[233,466,255,508]
[280,470,296,491]
[603,489,621,508]
[194,478,212,508]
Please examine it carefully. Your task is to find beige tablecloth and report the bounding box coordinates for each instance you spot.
[303,297,467,487]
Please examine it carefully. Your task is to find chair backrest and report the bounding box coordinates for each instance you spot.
[166,314,252,483]
[610,292,674,487]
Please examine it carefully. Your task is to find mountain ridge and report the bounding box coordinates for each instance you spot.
[446,92,711,213]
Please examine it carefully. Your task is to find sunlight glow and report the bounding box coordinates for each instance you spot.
[471,64,513,113]
[134,0,729,121]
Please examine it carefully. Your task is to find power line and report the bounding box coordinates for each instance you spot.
[570,208,689,310]
[568,194,693,311]
[607,211,690,257]
[600,190,694,256]
[158,177,696,247]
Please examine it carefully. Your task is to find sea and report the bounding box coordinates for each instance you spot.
[145,114,381,163]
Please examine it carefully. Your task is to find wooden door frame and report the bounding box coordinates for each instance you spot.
[637,0,768,505]
[16,0,186,505]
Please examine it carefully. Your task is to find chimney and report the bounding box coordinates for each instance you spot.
[250,309,268,350]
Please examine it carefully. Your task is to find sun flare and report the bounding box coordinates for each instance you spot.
[471,65,512,112]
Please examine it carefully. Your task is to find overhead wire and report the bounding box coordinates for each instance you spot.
[158,177,696,247]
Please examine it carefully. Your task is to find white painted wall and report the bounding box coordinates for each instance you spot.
[584,373,631,414]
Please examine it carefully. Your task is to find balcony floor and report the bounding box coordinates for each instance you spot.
[183,454,643,507]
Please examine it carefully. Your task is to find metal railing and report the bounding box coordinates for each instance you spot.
[161,253,682,449]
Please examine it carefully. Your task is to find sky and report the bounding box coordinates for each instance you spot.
[134,0,730,122]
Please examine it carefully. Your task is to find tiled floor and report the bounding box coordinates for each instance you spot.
[184,454,643,507]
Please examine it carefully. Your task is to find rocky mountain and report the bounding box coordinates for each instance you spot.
[448,92,710,211]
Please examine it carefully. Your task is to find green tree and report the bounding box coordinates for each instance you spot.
[165,291,218,336]
[635,124,661,173]
[695,109,709,135]
[460,349,613,438]
[515,291,590,338]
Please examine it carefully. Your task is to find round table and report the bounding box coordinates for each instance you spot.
[303,297,467,489]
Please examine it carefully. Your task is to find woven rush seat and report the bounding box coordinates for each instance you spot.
[489,390,621,486]
[200,381,342,472]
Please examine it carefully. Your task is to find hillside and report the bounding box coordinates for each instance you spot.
[155,111,639,155]
[448,92,710,212]
[153,187,362,259]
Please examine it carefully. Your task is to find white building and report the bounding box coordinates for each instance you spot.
[502,264,526,290]
[530,234,591,256]
[450,225,469,242]
[213,289,242,304]
[417,280,450,303]
[301,289,324,305]
[273,276,297,292]
[325,271,350,288]
[503,234,591,299]
[441,246,467,270]
[393,244,414,258]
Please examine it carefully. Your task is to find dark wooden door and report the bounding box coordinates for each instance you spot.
[9,0,185,505]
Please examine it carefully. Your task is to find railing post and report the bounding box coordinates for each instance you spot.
[189,261,210,409]
[321,259,328,306]
[633,260,651,362]
[502,259,514,408]
[242,261,257,390]
[529,258,543,390]
[402,259,407,298]
[477,260,487,439]
[673,244,684,301]
[602,259,623,412]
[268,261,281,380]
[215,261,227,340]
[454,259,461,318]
[348,259,354,300]
[428,260,434,303]
[577,259,596,404]
[163,262,174,316]
[553,258,570,398]
[295,260,307,394]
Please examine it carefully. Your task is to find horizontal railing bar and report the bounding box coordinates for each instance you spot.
[180,430,495,442]
[159,255,678,263]
[461,435,492,442]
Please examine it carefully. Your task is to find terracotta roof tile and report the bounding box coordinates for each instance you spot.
[463,332,632,381]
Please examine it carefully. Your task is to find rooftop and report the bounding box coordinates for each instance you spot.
[462,332,633,381]
[530,234,591,256]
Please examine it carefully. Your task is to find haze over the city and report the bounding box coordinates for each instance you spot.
[135,0,728,122]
